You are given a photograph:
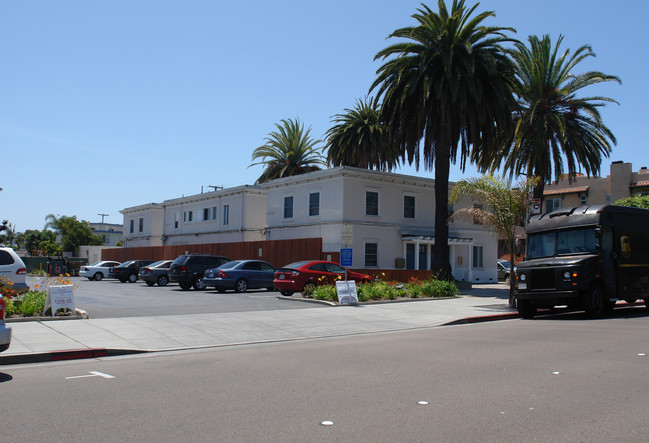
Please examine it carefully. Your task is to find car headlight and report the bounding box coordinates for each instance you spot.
[563,271,571,280]
[519,273,526,282]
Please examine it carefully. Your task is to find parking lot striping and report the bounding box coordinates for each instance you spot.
[65,371,115,380]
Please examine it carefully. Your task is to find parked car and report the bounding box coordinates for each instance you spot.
[0,294,10,352]
[109,260,155,283]
[0,247,29,293]
[203,260,276,293]
[169,254,231,290]
[139,260,173,287]
[497,259,515,284]
[80,261,121,281]
[273,260,371,296]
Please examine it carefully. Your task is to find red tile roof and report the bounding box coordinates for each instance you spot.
[630,181,649,188]
[543,186,589,196]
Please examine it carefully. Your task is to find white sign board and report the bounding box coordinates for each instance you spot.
[45,285,75,317]
[336,280,359,304]
[341,224,353,245]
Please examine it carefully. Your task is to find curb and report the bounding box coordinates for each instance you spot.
[443,312,520,325]
[0,348,147,366]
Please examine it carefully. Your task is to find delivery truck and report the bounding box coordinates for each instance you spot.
[515,204,649,318]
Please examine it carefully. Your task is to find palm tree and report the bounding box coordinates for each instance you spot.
[371,0,517,279]
[44,213,60,232]
[449,175,537,308]
[477,34,621,199]
[325,96,399,171]
[249,118,327,184]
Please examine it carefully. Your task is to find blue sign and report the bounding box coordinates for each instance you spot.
[340,248,353,267]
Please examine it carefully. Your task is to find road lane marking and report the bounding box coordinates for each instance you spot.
[65,371,115,380]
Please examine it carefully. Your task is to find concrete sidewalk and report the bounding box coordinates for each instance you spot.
[0,286,518,365]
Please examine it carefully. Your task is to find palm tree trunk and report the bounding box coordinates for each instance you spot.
[433,148,453,280]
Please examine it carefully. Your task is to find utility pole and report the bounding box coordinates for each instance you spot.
[98,213,109,224]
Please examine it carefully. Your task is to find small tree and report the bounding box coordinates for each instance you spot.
[449,175,538,308]
[44,215,103,253]
[614,195,649,209]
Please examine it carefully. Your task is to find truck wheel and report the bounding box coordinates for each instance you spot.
[193,278,206,290]
[517,300,536,319]
[583,284,606,317]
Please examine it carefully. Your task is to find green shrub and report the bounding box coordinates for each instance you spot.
[4,297,17,316]
[312,285,338,302]
[17,291,47,316]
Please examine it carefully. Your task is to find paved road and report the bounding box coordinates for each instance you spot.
[2,310,648,442]
[32,276,316,318]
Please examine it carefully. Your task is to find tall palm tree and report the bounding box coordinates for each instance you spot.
[477,34,621,199]
[249,118,327,184]
[449,175,537,308]
[371,0,517,279]
[325,96,399,171]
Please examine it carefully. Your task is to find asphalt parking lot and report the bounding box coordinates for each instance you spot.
[27,276,316,319]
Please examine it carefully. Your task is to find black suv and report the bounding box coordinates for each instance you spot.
[109,260,155,283]
[169,254,231,290]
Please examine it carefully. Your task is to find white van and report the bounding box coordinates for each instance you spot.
[0,247,29,293]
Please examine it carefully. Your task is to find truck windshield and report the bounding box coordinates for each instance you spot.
[528,228,598,258]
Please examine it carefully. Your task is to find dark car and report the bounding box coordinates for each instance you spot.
[139,260,174,287]
[497,259,515,284]
[203,260,276,293]
[109,260,154,283]
[169,254,231,290]
[273,260,371,296]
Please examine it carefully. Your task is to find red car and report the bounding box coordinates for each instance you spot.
[273,260,371,296]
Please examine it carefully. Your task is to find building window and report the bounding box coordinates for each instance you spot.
[472,246,484,268]
[284,196,294,219]
[212,207,217,220]
[183,212,187,222]
[580,195,587,206]
[309,192,320,217]
[188,211,193,222]
[404,195,415,219]
[546,198,561,213]
[364,242,378,267]
[203,208,210,221]
[129,219,134,234]
[223,205,229,225]
[138,218,143,232]
[365,191,379,216]
[174,212,179,229]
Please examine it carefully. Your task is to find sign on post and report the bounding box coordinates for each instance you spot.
[530,198,541,215]
[336,280,358,304]
[340,248,353,267]
[44,285,75,317]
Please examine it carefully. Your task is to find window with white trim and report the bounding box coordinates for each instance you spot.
[472,246,484,268]
[284,196,294,219]
[364,242,378,267]
[403,195,415,219]
[365,191,379,216]
[309,192,320,217]
[223,205,230,225]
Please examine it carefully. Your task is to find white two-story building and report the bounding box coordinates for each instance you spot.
[120,167,499,282]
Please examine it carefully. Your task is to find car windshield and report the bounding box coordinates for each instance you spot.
[88,262,101,267]
[218,261,241,270]
[117,261,136,267]
[282,261,312,270]
[498,261,511,269]
[528,228,598,258]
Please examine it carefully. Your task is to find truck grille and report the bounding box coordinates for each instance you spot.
[531,268,556,290]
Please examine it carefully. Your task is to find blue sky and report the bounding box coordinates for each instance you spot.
[2,0,646,232]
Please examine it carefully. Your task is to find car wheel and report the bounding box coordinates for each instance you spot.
[94,272,103,281]
[517,300,536,319]
[128,274,138,283]
[280,290,294,297]
[119,278,127,283]
[179,282,192,290]
[193,278,206,290]
[87,277,94,281]
[216,287,226,293]
[145,281,155,287]
[267,287,274,292]
[583,284,606,317]
[234,278,248,293]
[157,275,169,286]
